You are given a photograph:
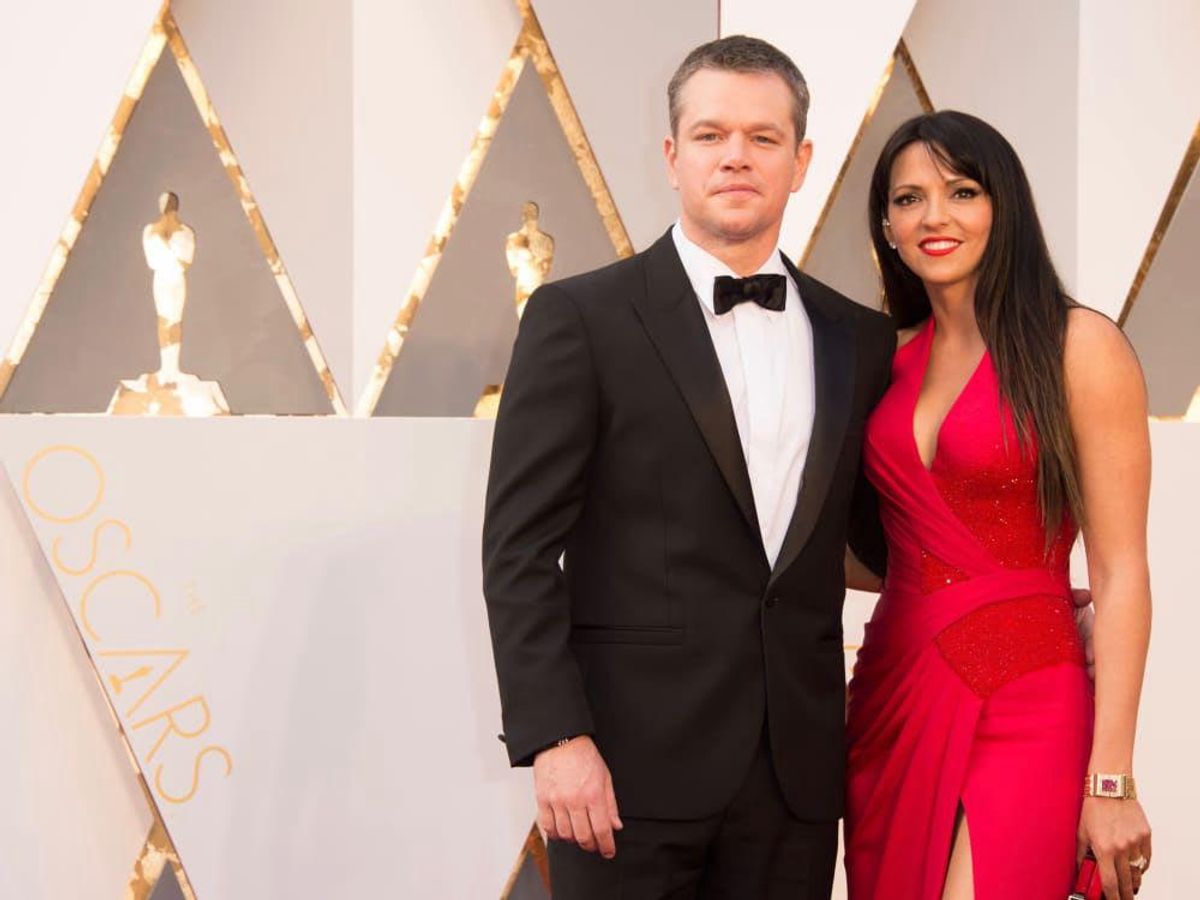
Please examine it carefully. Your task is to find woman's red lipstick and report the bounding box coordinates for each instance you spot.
[918,237,962,257]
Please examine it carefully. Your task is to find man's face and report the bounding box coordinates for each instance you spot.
[665,68,812,247]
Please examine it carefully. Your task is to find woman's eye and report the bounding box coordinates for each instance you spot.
[891,194,918,207]
[954,187,980,199]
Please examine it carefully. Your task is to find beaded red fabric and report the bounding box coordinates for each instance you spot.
[922,363,1083,696]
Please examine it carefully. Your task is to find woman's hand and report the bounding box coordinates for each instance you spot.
[1077,796,1151,898]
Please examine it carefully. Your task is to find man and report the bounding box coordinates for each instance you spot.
[483,36,894,897]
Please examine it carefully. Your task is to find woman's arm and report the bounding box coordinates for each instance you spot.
[845,547,883,592]
[1065,307,1152,899]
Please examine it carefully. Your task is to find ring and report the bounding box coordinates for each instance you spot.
[1130,856,1148,872]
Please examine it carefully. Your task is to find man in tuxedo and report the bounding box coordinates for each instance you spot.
[482,36,894,897]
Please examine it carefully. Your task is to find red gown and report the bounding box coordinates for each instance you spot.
[845,318,1093,899]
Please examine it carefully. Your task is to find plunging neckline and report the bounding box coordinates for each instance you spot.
[910,317,988,474]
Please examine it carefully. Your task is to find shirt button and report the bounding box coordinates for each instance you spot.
[765,596,779,608]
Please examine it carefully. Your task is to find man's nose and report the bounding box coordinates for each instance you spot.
[720,133,751,169]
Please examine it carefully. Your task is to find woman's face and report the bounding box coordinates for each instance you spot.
[883,142,993,294]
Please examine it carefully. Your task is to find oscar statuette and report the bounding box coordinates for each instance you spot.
[108,192,230,416]
[475,201,554,418]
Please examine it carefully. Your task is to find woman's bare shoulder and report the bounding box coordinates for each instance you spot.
[1064,305,1145,406]
[1064,306,1136,369]
[896,324,924,349]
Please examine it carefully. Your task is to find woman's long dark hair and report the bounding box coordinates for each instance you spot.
[868,110,1082,540]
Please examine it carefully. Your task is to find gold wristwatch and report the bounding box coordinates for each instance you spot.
[1085,773,1137,800]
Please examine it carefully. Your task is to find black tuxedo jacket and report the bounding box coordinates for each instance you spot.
[482,229,895,821]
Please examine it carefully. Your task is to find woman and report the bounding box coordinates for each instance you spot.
[843,110,1152,900]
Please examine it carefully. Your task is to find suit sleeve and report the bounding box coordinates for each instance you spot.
[847,321,897,578]
[482,283,598,766]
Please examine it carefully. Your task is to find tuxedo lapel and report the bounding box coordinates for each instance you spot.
[630,231,760,539]
[769,263,856,586]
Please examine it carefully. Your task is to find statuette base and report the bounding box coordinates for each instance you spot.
[107,372,230,417]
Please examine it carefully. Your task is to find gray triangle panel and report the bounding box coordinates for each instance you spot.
[802,56,928,310]
[1123,156,1200,416]
[0,51,331,414]
[374,64,618,416]
[148,863,188,900]
[507,849,553,899]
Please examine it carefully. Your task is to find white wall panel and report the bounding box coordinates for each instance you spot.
[0,418,532,899]
[0,468,152,899]
[535,0,719,250]
[1065,423,1200,899]
[718,0,918,259]
[0,2,163,383]
[1134,422,1200,898]
[172,0,355,408]
[352,0,522,404]
[1079,0,1200,318]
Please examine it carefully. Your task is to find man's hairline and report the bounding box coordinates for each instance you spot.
[669,65,808,146]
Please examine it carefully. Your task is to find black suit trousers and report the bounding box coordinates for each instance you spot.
[547,728,838,900]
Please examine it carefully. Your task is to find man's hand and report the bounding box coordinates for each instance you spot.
[534,735,623,859]
[1072,588,1096,680]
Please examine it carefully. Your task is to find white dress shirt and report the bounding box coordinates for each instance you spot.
[671,222,816,567]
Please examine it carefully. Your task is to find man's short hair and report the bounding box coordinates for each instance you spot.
[668,35,810,143]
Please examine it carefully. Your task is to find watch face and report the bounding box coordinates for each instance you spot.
[1101,777,1121,794]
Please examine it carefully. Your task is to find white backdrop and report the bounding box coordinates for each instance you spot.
[0,1,1196,897]
[0,419,533,898]
[0,420,1194,898]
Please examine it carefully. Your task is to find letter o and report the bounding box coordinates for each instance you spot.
[22,445,105,524]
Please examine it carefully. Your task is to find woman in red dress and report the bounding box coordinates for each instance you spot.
[843,111,1153,900]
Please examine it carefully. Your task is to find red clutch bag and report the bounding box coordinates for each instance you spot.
[1069,849,1102,900]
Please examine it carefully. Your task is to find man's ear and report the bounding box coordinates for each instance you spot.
[664,135,680,190]
[790,139,814,193]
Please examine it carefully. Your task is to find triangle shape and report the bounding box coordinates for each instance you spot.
[127,817,195,900]
[359,2,631,416]
[148,864,189,900]
[501,823,552,899]
[0,10,345,415]
[0,465,155,898]
[1,461,199,898]
[1120,122,1200,418]
[799,41,934,309]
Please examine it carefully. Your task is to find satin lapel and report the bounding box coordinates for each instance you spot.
[769,266,856,585]
[630,231,759,538]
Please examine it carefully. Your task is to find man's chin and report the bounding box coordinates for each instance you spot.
[708,216,765,242]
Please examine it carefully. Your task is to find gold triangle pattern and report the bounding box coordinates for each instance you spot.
[5,448,201,893]
[500,822,552,898]
[0,1,347,415]
[124,809,197,900]
[1117,120,1200,328]
[355,0,633,416]
[798,40,934,268]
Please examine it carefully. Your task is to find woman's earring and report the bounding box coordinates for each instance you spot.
[882,219,896,250]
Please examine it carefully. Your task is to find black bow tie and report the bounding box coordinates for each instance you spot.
[712,274,787,315]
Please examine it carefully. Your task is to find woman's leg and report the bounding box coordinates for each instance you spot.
[941,807,975,900]
[957,664,1092,900]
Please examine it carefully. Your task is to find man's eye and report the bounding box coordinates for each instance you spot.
[753,135,777,145]
[696,133,719,142]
